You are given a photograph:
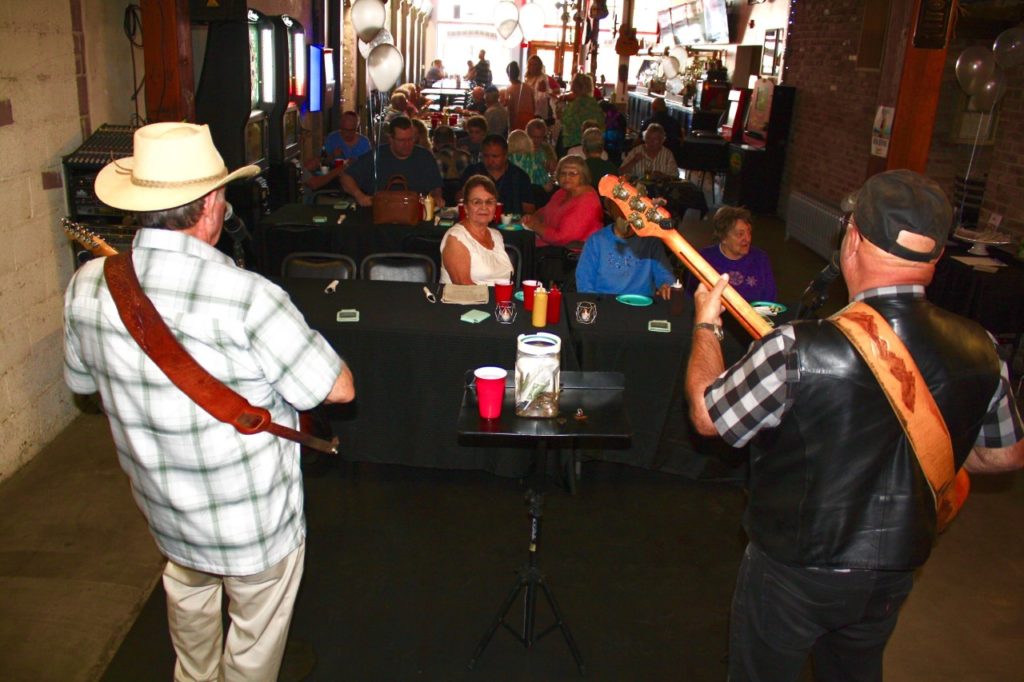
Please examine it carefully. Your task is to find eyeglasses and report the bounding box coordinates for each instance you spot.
[468,198,497,208]
[558,170,581,177]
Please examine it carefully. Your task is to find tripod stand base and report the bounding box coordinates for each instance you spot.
[468,563,585,675]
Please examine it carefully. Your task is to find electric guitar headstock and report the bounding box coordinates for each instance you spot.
[597,175,773,340]
[61,217,118,257]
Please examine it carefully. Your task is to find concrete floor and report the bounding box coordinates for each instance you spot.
[2,212,1021,681]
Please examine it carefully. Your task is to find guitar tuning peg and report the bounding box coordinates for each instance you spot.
[629,197,645,211]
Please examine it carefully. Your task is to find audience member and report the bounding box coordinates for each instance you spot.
[460,115,488,163]
[385,92,409,121]
[575,200,675,297]
[503,61,536,131]
[424,59,446,87]
[431,125,457,153]
[691,206,776,302]
[524,55,559,123]
[582,128,618,189]
[465,86,487,114]
[342,116,444,207]
[441,175,515,285]
[508,130,551,189]
[521,155,602,247]
[526,118,550,149]
[484,89,509,139]
[473,49,492,86]
[567,119,606,158]
[411,119,431,149]
[560,73,604,152]
[641,96,683,156]
[308,111,372,192]
[460,134,535,215]
[601,99,627,161]
[620,123,677,179]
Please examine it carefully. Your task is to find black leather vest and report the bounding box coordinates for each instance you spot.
[745,294,1000,570]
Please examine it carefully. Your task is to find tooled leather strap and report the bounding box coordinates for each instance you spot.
[830,301,967,530]
[103,251,339,455]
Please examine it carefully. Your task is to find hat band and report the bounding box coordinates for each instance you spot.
[129,168,228,189]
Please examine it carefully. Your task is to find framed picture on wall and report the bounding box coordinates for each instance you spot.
[761,29,783,78]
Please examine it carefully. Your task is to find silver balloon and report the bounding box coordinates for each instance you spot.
[518,3,546,41]
[500,23,524,47]
[351,0,387,43]
[955,46,996,96]
[970,67,1007,111]
[497,19,519,40]
[993,25,1024,69]
[368,44,405,92]
[661,56,680,79]
[358,28,394,60]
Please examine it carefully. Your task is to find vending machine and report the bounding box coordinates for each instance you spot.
[268,14,305,208]
[723,79,795,214]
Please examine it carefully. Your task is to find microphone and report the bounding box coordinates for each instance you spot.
[221,202,251,269]
[795,251,841,320]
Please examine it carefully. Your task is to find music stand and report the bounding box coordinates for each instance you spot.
[457,371,631,675]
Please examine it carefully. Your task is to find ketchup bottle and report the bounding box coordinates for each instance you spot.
[546,285,562,324]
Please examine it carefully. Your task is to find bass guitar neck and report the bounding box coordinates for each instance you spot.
[598,175,773,340]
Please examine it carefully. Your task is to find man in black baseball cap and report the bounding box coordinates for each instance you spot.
[685,168,1023,680]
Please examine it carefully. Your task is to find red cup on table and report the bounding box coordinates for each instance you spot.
[494,280,513,304]
[448,114,458,126]
[493,202,503,224]
[458,202,466,222]
[431,112,443,127]
[474,367,507,419]
[521,279,539,311]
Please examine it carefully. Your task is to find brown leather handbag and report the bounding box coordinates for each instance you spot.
[372,175,422,225]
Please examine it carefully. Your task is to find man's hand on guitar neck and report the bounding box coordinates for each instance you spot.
[693,274,728,326]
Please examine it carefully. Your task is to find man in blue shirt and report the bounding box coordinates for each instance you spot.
[575,202,675,297]
[324,111,372,163]
[341,116,444,207]
[459,135,535,215]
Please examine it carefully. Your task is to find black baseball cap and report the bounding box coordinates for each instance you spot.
[841,170,951,263]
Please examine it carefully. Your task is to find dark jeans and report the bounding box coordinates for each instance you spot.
[729,543,914,682]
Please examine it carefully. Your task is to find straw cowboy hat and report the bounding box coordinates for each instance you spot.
[94,122,259,212]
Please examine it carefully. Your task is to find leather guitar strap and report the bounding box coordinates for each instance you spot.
[103,251,339,455]
[830,301,968,531]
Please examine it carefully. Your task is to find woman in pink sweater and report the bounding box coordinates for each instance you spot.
[521,155,603,248]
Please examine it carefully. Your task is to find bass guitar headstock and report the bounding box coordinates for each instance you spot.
[598,175,672,240]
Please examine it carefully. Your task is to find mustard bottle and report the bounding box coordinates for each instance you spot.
[532,286,548,328]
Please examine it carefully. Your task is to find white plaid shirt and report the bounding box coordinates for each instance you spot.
[64,228,343,575]
[705,285,1023,449]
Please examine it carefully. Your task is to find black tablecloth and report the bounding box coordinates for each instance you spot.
[259,204,537,281]
[281,278,577,476]
[927,245,1024,336]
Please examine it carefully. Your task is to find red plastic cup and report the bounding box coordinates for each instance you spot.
[448,114,458,126]
[493,202,503,223]
[474,367,507,419]
[521,279,539,311]
[458,202,466,222]
[494,280,513,304]
[431,113,442,127]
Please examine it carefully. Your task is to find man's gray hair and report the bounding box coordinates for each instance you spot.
[582,128,604,154]
[134,194,208,230]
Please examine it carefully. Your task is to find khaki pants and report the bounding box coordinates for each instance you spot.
[162,542,305,682]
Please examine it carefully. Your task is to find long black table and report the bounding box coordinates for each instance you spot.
[259,204,537,281]
[282,278,576,476]
[927,243,1024,337]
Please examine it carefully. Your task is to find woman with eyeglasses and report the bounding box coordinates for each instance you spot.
[521,155,603,248]
[440,175,515,285]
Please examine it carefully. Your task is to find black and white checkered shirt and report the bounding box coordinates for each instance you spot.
[705,285,1024,449]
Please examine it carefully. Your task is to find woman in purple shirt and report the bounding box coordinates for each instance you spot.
[695,206,777,303]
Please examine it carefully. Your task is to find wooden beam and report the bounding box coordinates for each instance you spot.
[141,0,194,122]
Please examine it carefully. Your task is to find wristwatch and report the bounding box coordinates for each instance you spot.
[694,322,724,342]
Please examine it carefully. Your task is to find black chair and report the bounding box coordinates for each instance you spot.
[260,223,333,277]
[503,242,523,286]
[400,234,443,276]
[281,252,357,280]
[360,252,437,283]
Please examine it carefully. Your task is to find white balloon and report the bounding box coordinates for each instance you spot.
[497,19,519,40]
[494,1,519,35]
[993,25,1024,69]
[351,0,387,43]
[501,23,524,47]
[661,56,679,79]
[518,3,546,41]
[368,44,404,91]
[359,28,394,59]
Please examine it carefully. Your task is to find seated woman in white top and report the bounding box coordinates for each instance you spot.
[440,175,515,285]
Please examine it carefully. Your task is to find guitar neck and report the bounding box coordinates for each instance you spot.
[597,175,773,340]
[656,229,773,340]
[61,218,119,257]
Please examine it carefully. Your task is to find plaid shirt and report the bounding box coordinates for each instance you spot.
[705,285,1023,449]
[64,228,343,575]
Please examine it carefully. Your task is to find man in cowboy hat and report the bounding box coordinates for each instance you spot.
[63,122,355,681]
[685,169,1023,680]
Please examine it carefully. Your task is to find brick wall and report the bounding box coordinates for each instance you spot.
[0,1,82,481]
[780,0,883,207]
[977,63,1024,239]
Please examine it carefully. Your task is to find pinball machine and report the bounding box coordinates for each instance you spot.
[194,8,277,259]
[267,14,306,209]
[723,78,795,214]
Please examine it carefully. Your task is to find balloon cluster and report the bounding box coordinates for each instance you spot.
[352,0,404,91]
[494,1,547,45]
[955,25,1024,112]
